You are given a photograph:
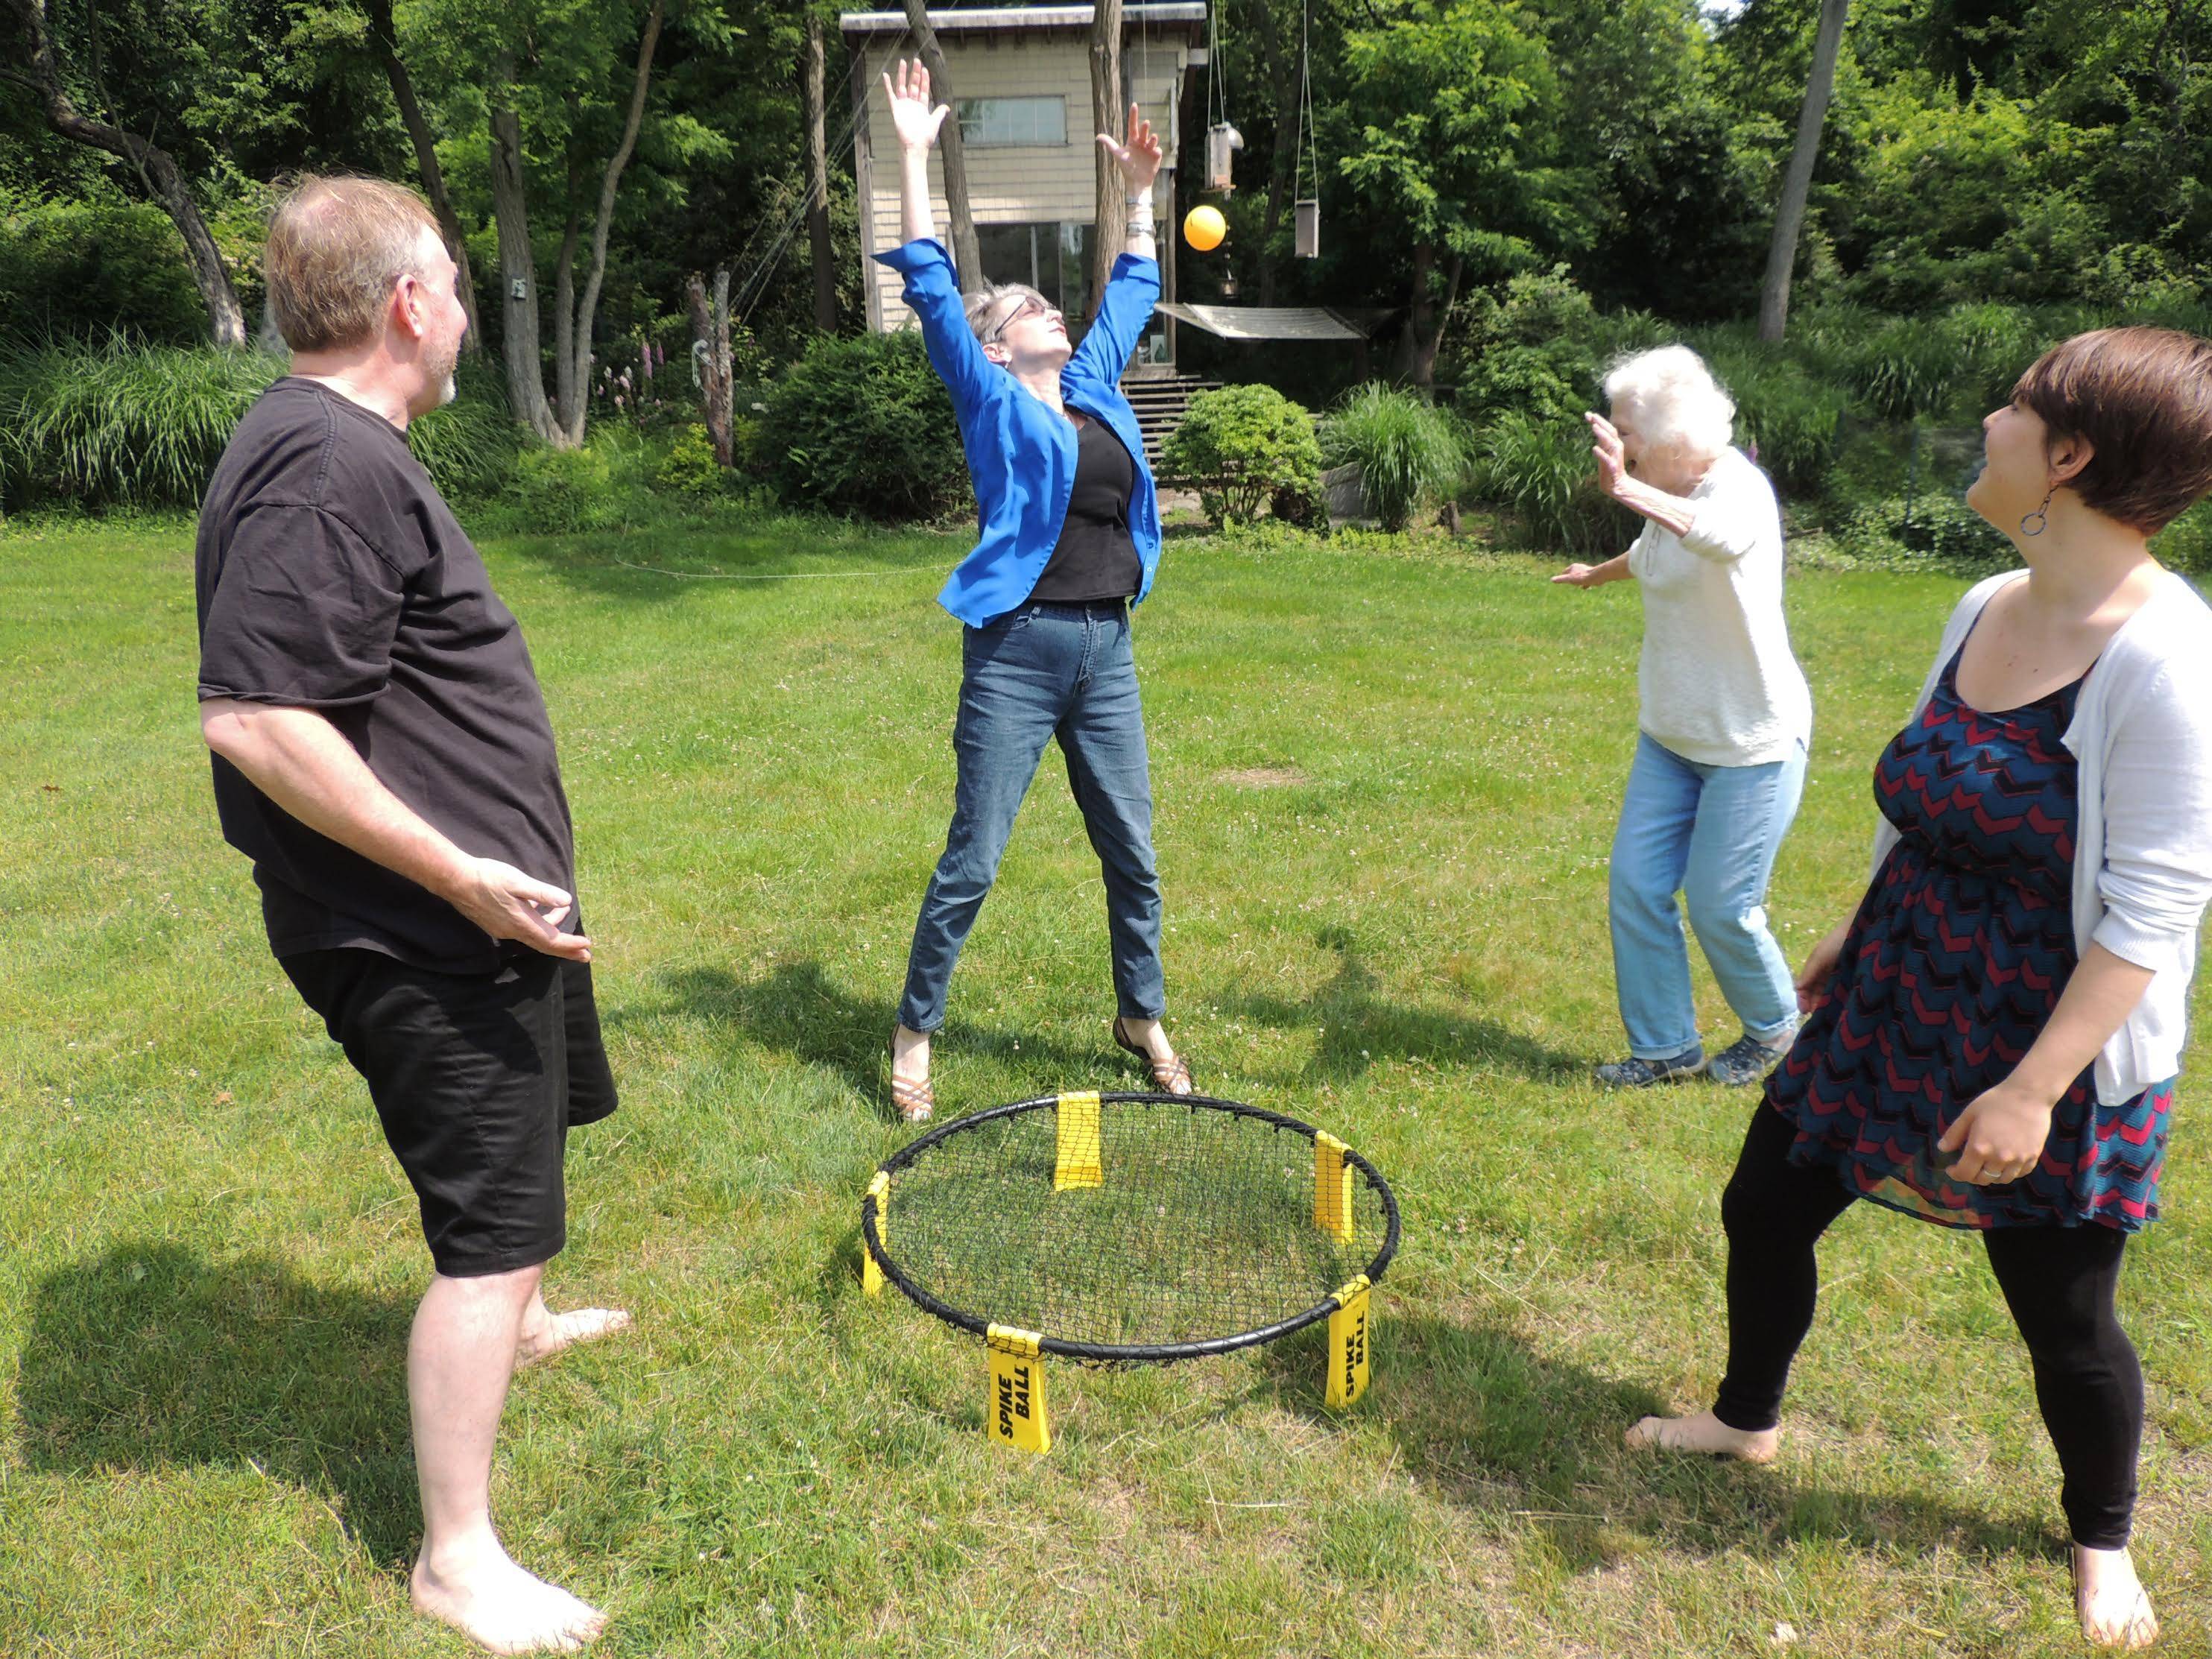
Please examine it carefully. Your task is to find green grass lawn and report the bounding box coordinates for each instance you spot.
[2,515,2208,1658]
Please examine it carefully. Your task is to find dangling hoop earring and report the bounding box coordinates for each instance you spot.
[2020,486,2055,537]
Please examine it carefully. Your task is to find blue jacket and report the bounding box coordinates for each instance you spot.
[874,238,1163,627]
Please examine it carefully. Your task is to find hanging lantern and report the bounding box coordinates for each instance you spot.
[1294,198,1320,259]
[1205,122,1244,193]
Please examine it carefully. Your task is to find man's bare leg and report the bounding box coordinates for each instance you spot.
[407,1263,607,1655]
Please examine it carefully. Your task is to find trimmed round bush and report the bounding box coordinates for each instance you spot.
[762,331,967,520]
[1163,382,1321,528]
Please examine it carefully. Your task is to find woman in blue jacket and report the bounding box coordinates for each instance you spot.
[879,60,1193,1122]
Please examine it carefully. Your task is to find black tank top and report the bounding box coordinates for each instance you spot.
[1030,416,1141,603]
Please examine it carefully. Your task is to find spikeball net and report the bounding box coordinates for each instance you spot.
[859,1091,1399,1451]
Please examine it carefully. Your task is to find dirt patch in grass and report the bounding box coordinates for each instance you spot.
[1218,765,1309,789]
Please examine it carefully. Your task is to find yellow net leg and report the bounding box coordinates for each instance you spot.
[1326,1276,1372,1409]
[862,1172,888,1297]
[1314,1132,1355,1243]
[1054,1090,1103,1190]
[985,1325,1052,1453]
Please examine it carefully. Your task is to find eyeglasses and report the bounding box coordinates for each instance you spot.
[982,294,1055,344]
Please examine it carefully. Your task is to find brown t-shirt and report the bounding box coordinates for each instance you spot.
[195,378,578,973]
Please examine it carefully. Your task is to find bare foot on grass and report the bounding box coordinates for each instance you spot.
[516,1303,631,1370]
[2076,1545,2159,1649]
[412,1544,606,1655]
[1624,1409,1779,1463]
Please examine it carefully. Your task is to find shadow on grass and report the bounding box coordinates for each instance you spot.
[484,517,947,605]
[1222,924,1584,1085]
[1259,1309,2059,1569]
[637,959,1117,1121]
[16,1243,420,1564]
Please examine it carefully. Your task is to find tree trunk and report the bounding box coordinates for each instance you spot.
[1406,245,1462,391]
[804,14,838,332]
[1757,0,1851,345]
[552,193,582,434]
[4,0,246,347]
[487,52,560,441]
[361,0,480,347]
[1087,0,1123,324]
[900,0,982,292]
[560,0,663,446]
[687,271,735,467]
[1245,0,1298,307]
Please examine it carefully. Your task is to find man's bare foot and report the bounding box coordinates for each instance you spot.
[2076,1544,2159,1649]
[1624,1409,1779,1463]
[515,1302,631,1369]
[412,1542,606,1655]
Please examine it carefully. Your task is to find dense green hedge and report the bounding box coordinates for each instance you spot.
[761,330,968,521]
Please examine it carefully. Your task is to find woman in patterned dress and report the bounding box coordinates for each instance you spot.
[1627,329,2212,1649]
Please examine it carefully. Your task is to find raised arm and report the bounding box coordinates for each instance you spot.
[883,60,950,247]
[1096,101,1163,263]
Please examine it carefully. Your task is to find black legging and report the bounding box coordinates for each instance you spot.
[1713,1105,2143,1549]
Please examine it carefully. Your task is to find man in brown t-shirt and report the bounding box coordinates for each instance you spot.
[197,175,625,1653]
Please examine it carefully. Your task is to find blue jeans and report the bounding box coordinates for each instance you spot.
[898,600,1166,1034]
[1610,733,1807,1060]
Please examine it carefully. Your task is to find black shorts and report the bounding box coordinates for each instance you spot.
[279,947,618,1277]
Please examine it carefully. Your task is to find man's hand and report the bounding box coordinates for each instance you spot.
[447,858,592,962]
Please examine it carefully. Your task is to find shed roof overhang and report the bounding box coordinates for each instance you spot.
[840,4,1207,44]
[1156,303,1367,343]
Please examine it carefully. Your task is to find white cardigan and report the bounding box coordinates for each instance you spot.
[1868,569,2212,1103]
[1626,447,1813,767]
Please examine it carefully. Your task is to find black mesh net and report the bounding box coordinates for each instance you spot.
[874,1093,1393,1359]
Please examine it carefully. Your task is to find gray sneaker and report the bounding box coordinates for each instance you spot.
[1595,1046,1705,1087]
[1707,1029,1794,1087]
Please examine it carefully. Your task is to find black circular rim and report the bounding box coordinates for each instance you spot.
[860,1090,1400,1364]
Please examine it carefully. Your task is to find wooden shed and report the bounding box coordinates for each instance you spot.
[839,4,1208,370]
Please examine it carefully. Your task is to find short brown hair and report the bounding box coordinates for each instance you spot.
[2013,326,2212,534]
[266,174,443,353]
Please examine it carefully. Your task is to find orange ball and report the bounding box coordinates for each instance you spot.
[1183,205,1227,253]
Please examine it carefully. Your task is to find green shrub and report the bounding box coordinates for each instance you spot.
[0,335,283,511]
[654,423,727,496]
[1320,384,1464,533]
[1701,352,1848,499]
[1837,490,2011,566]
[0,195,209,345]
[1162,382,1321,528]
[1472,411,1635,556]
[762,331,967,520]
[505,433,648,534]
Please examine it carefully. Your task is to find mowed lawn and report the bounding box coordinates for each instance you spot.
[3,516,2210,1659]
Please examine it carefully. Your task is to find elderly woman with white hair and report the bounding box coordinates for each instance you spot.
[1554,345,1813,1087]
[873,60,1195,1122]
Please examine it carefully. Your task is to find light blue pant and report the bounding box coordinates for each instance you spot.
[1609,733,1807,1061]
[898,600,1165,1034]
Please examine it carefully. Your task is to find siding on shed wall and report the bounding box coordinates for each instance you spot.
[854,34,1186,329]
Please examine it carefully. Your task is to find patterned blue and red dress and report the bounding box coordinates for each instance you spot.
[1766,639,2172,1230]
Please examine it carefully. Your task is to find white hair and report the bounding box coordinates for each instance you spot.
[1602,344,1736,462]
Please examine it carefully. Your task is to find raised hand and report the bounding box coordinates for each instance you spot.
[1585,411,1630,500]
[1097,101,1164,190]
[882,59,949,154]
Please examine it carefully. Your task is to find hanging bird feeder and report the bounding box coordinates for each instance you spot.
[1292,0,1320,258]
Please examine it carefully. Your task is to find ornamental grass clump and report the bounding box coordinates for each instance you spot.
[1321,383,1464,532]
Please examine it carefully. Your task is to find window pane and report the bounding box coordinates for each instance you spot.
[955,97,1067,148]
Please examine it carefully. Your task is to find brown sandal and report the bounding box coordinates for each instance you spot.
[1112,1017,1195,1095]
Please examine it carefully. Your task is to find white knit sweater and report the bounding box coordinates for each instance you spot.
[1868,568,2212,1104]
[1625,447,1813,767]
